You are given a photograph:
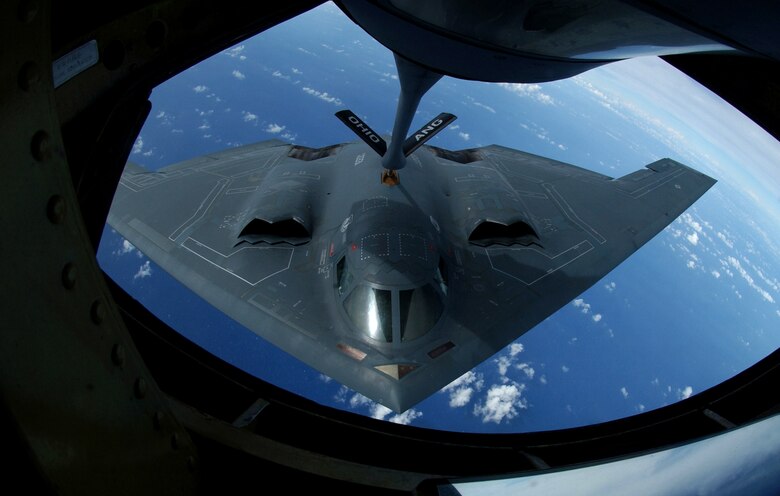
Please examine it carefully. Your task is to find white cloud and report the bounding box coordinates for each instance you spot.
[224,45,245,58]
[155,110,166,119]
[728,256,775,303]
[686,231,699,246]
[539,375,548,385]
[272,70,290,80]
[318,374,331,383]
[472,101,496,113]
[498,82,555,105]
[711,270,721,278]
[441,370,484,408]
[620,387,629,399]
[637,404,646,412]
[114,239,136,256]
[516,363,535,380]
[592,313,602,322]
[473,383,527,424]
[496,355,512,377]
[348,391,422,425]
[717,231,734,249]
[388,409,423,425]
[302,87,342,105]
[509,343,524,356]
[133,260,152,280]
[562,365,570,373]
[193,85,208,93]
[687,260,696,269]
[605,282,617,292]
[242,111,257,123]
[232,70,246,80]
[265,123,285,134]
[678,386,694,400]
[573,298,591,314]
[459,132,470,141]
[132,136,144,154]
[291,67,302,74]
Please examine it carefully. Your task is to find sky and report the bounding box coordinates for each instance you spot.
[100,1,780,433]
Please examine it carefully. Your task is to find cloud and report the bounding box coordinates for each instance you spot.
[272,70,290,80]
[620,387,629,399]
[348,391,422,425]
[193,85,208,93]
[573,298,591,314]
[232,70,246,80]
[265,123,285,134]
[687,260,696,269]
[592,313,602,322]
[388,409,423,425]
[686,231,699,245]
[562,365,570,373]
[224,45,246,59]
[291,67,302,74]
[604,282,617,292]
[473,383,527,424]
[498,82,555,105]
[539,375,548,385]
[242,111,257,123]
[131,136,144,154]
[678,386,693,400]
[717,231,734,249]
[711,270,721,278]
[459,132,471,141]
[318,374,331,383]
[302,87,342,105]
[728,256,775,303]
[516,363,535,380]
[113,239,140,257]
[472,101,496,113]
[509,343,524,356]
[441,370,484,408]
[133,260,152,280]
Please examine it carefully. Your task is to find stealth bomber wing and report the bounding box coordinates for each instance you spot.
[107,134,715,412]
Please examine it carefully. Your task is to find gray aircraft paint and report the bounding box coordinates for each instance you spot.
[108,138,715,412]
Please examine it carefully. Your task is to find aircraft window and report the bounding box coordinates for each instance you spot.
[399,284,443,342]
[343,285,392,342]
[336,256,352,295]
[435,257,448,295]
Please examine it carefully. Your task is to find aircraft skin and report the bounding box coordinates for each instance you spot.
[108,130,715,412]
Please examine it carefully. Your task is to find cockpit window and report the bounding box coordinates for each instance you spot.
[343,285,392,342]
[399,284,443,342]
[336,256,352,296]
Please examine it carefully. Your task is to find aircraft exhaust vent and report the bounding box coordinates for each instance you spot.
[287,144,342,161]
[428,145,483,164]
[238,218,311,245]
[468,220,539,247]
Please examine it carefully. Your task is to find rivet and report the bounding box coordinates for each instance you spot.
[61,263,76,289]
[47,195,66,224]
[171,433,180,450]
[17,0,39,23]
[134,377,147,398]
[186,456,196,472]
[153,410,164,430]
[18,61,40,91]
[111,343,125,366]
[90,299,105,324]
[31,130,51,162]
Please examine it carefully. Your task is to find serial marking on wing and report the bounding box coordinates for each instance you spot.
[542,183,606,245]
[486,240,595,285]
[181,236,294,286]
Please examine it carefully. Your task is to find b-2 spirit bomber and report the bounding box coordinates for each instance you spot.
[108,56,715,412]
